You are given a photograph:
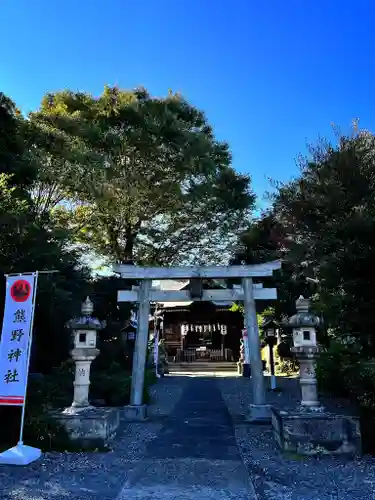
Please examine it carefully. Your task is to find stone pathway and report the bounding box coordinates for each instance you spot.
[116,377,256,499]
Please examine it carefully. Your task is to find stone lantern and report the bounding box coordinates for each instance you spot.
[288,296,322,411]
[271,295,362,456]
[64,297,105,412]
[53,297,120,450]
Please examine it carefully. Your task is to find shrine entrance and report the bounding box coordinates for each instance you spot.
[148,280,244,363]
[115,261,281,423]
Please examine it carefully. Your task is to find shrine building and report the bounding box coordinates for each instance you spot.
[150,279,243,362]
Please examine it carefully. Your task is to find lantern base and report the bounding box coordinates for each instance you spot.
[53,406,120,450]
[271,408,361,456]
[0,444,41,466]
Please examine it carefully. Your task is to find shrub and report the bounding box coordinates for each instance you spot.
[276,358,299,375]
[274,339,299,375]
[346,363,375,410]
[277,340,293,359]
[90,361,156,407]
[90,361,132,406]
[316,340,360,397]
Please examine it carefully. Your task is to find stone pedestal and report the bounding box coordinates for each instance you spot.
[292,346,322,411]
[123,404,148,421]
[54,407,120,450]
[272,408,361,456]
[71,348,99,408]
[245,403,271,424]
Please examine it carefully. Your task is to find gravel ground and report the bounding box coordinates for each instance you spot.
[0,377,185,500]
[3,374,375,500]
[218,375,375,500]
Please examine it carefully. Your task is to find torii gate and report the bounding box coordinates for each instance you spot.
[115,260,281,422]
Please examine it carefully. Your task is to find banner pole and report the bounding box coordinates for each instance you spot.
[17,271,39,445]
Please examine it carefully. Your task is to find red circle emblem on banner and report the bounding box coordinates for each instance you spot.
[10,279,32,303]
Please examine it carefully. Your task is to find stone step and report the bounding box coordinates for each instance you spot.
[169,362,238,372]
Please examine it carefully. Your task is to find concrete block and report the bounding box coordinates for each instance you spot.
[123,404,148,421]
[53,407,120,450]
[245,404,272,424]
[271,408,361,456]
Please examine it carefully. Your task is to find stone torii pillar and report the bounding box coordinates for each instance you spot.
[130,279,152,407]
[114,261,281,422]
[243,278,269,422]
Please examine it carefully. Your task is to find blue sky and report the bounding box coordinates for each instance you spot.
[1,1,375,211]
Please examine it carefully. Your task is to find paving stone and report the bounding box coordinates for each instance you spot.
[116,377,256,499]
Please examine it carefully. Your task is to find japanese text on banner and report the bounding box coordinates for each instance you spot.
[0,275,35,405]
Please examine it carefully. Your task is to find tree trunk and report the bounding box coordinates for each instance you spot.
[121,224,135,264]
[107,221,135,264]
[123,237,134,264]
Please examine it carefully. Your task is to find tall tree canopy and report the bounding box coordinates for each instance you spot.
[0,93,90,372]
[272,130,375,351]
[0,92,35,188]
[30,86,255,266]
[230,213,310,321]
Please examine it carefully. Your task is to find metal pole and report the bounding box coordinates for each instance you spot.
[130,279,152,406]
[18,271,39,445]
[5,270,58,277]
[243,277,270,421]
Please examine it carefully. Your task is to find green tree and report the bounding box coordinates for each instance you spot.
[272,129,375,352]
[230,214,311,322]
[0,93,36,188]
[31,86,255,266]
[0,93,91,372]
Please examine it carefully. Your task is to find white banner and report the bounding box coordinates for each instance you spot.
[154,330,159,367]
[242,329,250,364]
[0,275,36,406]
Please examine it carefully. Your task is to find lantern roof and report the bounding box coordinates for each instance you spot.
[66,296,106,330]
[262,318,279,329]
[287,296,320,328]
